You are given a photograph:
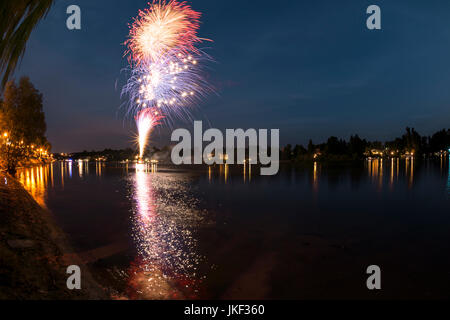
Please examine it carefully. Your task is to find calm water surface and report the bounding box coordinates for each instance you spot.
[17,158,450,299]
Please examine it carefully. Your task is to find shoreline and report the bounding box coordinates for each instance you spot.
[0,172,108,299]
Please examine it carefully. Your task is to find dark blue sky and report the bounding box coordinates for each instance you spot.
[14,0,450,152]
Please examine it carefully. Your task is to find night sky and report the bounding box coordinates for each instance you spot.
[13,0,450,153]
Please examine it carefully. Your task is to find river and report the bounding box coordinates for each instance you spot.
[16,157,450,299]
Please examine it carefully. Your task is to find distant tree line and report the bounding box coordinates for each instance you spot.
[62,146,171,162]
[281,128,450,161]
[60,127,450,164]
[59,148,136,162]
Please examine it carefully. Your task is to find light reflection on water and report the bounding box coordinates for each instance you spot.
[447,156,450,195]
[365,158,416,189]
[14,158,450,299]
[127,163,206,299]
[17,165,51,207]
[18,158,444,210]
[313,162,319,192]
[17,161,93,204]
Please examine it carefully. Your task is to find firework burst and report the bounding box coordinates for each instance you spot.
[122,0,212,158]
[122,51,210,123]
[125,0,203,64]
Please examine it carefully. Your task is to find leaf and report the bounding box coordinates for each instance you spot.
[0,0,54,88]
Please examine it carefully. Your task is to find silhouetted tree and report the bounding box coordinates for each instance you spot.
[429,129,450,152]
[281,144,293,160]
[280,127,449,162]
[403,127,422,154]
[293,144,306,159]
[0,77,49,173]
[307,140,314,154]
[349,135,367,158]
[0,1,54,88]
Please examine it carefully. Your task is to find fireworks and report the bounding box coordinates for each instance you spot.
[122,52,207,120]
[137,109,161,159]
[125,0,202,64]
[122,0,211,159]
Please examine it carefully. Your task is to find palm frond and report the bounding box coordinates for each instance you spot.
[0,0,53,89]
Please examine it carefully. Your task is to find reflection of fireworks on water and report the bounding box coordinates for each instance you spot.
[129,171,208,299]
[123,2,213,297]
[122,0,212,156]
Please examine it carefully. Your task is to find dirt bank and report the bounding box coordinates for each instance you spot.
[0,172,108,299]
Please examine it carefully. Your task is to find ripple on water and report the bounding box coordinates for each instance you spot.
[127,171,211,299]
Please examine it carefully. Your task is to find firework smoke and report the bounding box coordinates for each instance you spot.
[122,0,211,158]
